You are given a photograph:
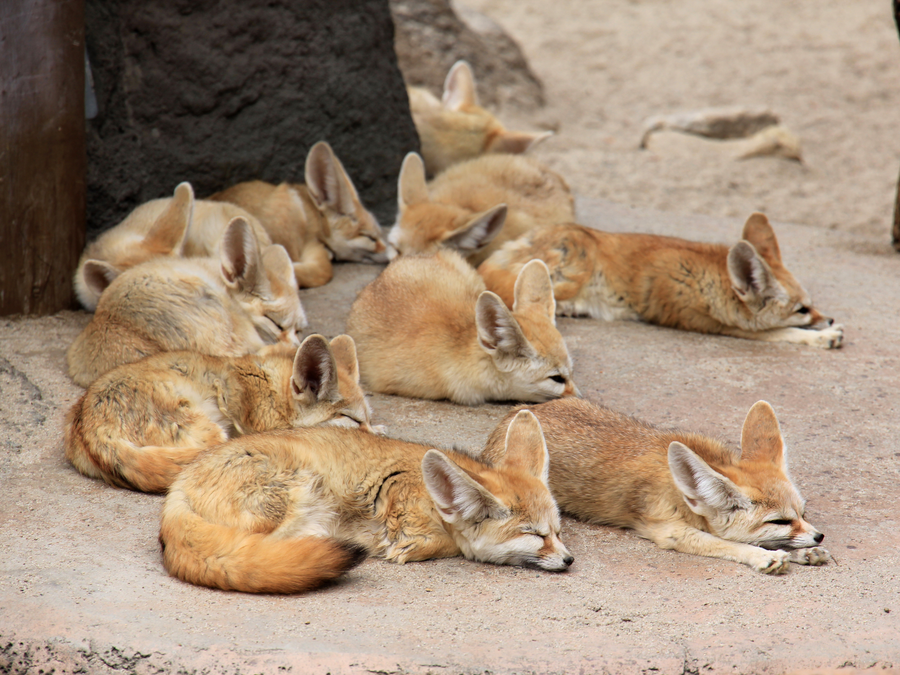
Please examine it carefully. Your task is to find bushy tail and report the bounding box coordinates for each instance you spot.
[64,397,213,493]
[159,489,369,594]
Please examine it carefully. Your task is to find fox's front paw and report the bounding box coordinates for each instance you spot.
[788,546,831,566]
[810,323,843,349]
[752,549,791,574]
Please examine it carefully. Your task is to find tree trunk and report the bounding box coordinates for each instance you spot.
[0,0,86,315]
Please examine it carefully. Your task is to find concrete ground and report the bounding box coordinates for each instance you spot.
[1,198,898,674]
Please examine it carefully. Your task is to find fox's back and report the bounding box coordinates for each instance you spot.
[488,398,729,528]
[347,251,483,396]
[430,155,574,225]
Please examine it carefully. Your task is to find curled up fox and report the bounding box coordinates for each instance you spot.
[159,409,573,593]
[65,334,377,493]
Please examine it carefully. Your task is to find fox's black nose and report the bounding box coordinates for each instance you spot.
[563,555,574,567]
[814,532,825,544]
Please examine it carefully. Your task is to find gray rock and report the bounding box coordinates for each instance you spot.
[640,106,781,148]
[391,0,544,111]
[85,0,419,240]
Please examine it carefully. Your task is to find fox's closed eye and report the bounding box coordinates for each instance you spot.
[548,374,566,384]
[767,519,792,526]
[795,306,810,315]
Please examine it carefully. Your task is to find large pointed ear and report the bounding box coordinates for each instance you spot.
[398,152,429,209]
[740,400,785,467]
[727,241,776,302]
[305,141,356,216]
[422,449,508,524]
[442,60,478,111]
[261,244,297,291]
[495,410,550,484]
[291,334,340,404]
[741,212,782,264]
[144,182,194,254]
[220,217,265,292]
[81,260,121,298]
[668,442,749,513]
[476,291,532,363]
[329,334,360,384]
[487,130,554,155]
[513,258,556,319]
[443,204,507,254]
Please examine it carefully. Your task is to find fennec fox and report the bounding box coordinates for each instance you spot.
[408,60,552,176]
[68,217,306,387]
[75,182,272,310]
[485,398,830,574]
[346,249,579,405]
[478,214,843,348]
[159,409,573,593]
[65,335,376,493]
[389,152,574,267]
[210,142,390,288]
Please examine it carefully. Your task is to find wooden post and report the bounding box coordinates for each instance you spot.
[0,0,86,315]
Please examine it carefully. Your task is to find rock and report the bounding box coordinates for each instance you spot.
[391,0,544,111]
[85,0,419,240]
[640,107,781,148]
[642,125,802,162]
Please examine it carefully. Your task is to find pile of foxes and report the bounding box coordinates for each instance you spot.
[63,61,835,595]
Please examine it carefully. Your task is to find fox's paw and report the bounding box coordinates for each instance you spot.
[752,549,791,574]
[788,546,831,566]
[810,323,843,349]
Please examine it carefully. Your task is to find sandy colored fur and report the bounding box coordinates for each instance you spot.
[346,249,577,404]
[407,61,552,176]
[64,336,375,492]
[159,413,571,593]
[392,153,574,267]
[484,398,829,574]
[75,183,272,310]
[67,236,306,388]
[478,215,843,347]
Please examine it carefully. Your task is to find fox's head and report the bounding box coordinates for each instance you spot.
[668,401,825,550]
[422,410,573,571]
[411,60,553,176]
[76,182,194,310]
[219,217,307,347]
[389,152,508,260]
[727,213,834,332]
[278,334,380,434]
[303,141,390,264]
[476,259,580,402]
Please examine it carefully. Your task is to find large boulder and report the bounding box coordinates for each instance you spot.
[391,0,544,111]
[85,0,419,239]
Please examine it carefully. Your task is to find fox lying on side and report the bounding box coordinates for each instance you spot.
[74,182,272,310]
[346,248,579,404]
[65,334,377,493]
[478,213,843,348]
[485,398,830,574]
[407,60,553,176]
[159,409,574,593]
[210,141,390,288]
[67,217,307,387]
[389,151,574,266]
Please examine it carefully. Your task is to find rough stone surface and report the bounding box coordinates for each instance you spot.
[391,0,544,111]
[85,0,419,239]
[2,198,899,674]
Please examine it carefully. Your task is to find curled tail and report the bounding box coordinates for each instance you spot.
[64,395,222,493]
[159,488,368,594]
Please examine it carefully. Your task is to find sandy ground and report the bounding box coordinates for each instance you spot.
[466,0,900,240]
